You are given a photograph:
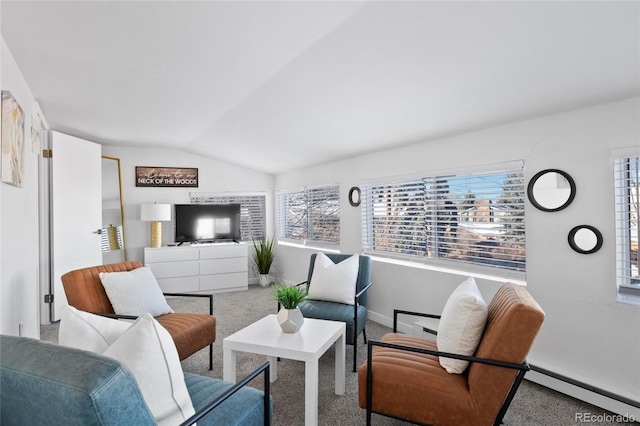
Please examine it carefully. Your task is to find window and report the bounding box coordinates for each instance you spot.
[189,193,266,241]
[362,166,525,273]
[277,184,340,246]
[614,156,639,299]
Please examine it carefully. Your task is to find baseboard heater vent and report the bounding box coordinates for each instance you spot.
[529,364,639,409]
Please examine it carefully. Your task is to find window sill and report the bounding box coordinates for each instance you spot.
[277,240,341,253]
[369,255,527,286]
[617,285,640,307]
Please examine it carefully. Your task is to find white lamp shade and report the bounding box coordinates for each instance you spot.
[141,203,171,222]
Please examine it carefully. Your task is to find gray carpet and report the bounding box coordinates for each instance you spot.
[41,286,637,426]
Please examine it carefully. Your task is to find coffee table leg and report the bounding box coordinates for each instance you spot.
[305,359,319,426]
[268,356,278,382]
[335,331,346,395]
[223,347,236,383]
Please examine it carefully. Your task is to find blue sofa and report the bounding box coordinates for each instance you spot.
[0,335,271,425]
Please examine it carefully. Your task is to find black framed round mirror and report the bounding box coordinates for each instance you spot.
[527,169,576,212]
[568,225,603,254]
[348,186,361,207]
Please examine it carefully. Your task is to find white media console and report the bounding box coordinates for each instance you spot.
[144,243,248,293]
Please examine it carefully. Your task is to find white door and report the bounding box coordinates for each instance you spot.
[50,131,102,321]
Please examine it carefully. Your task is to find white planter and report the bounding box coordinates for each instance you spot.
[259,274,270,287]
[277,307,304,333]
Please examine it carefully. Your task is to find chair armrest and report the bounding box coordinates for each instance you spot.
[393,309,441,333]
[355,282,372,300]
[367,340,529,372]
[96,313,138,321]
[164,293,214,316]
[179,362,271,426]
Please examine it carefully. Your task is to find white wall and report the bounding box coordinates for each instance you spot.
[0,38,41,338]
[274,97,640,415]
[101,146,275,265]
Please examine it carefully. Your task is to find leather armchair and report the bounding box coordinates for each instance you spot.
[61,261,216,369]
[358,283,545,425]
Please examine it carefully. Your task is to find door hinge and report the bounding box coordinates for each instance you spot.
[44,294,54,304]
[42,149,53,158]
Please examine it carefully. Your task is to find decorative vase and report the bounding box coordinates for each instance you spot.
[259,274,270,287]
[277,307,304,333]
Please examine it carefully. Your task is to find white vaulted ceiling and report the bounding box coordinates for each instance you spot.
[2,1,638,174]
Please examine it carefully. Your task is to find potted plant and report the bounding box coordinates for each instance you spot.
[251,237,275,287]
[274,284,307,333]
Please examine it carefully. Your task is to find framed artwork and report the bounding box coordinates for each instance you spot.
[1,91,25,187]
[135,166,198,188]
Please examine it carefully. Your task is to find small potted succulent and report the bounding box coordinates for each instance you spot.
[274,284,307,333]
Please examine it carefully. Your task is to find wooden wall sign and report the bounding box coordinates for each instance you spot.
[135,166,198,188]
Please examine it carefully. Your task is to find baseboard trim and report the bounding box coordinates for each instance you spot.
[529,364,639,410]
[525,368,640,419]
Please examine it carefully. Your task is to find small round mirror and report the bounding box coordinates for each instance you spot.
[527,169,576,212]
[568,225,603,254]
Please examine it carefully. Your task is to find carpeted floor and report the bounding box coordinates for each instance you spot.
[41,285,637,425]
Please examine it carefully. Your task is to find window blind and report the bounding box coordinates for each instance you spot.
[614,156,639,295]
[277,184,340,246]
[362,168,525,273]
[190,193,266,241]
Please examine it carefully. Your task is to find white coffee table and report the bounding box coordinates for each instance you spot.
[223,314,346,426]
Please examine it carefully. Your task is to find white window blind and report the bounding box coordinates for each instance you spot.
[277,184,340,246]
[614,156,639,297]
[190,193,266,241]
[362,167,525,273]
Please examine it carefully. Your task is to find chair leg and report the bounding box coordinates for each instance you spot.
[209,343,213,370]
[352,330,367,372]
[353,346,357,372]
[493,368,527,425]
[353,337,358,372]
[366,341,373,426]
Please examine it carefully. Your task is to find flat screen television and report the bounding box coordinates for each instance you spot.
[174,204,242,244]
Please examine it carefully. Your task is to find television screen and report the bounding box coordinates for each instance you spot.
[174,204,241,243]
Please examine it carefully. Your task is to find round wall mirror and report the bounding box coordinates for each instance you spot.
[527,169,576,212]
[568,225,603,254]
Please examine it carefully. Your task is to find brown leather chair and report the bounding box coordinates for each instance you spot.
[358,283,545,426]
[61,261,216,369]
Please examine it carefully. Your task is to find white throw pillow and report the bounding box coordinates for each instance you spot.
[307,253,359,305]
[437,277,488,374]
[59,305,131,353]
[99,266,173,317]
[104,314,195,426]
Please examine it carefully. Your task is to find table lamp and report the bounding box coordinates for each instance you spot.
[141,203,171,248]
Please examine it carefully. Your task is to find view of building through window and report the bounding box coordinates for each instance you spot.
[362,168,525,273]
[277,185,340,246]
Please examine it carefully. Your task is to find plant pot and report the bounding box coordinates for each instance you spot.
[259,274,270,287]
[277,307,304,333]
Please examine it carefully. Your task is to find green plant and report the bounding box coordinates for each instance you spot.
[252,237,275,275]
[274,284,307,310]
